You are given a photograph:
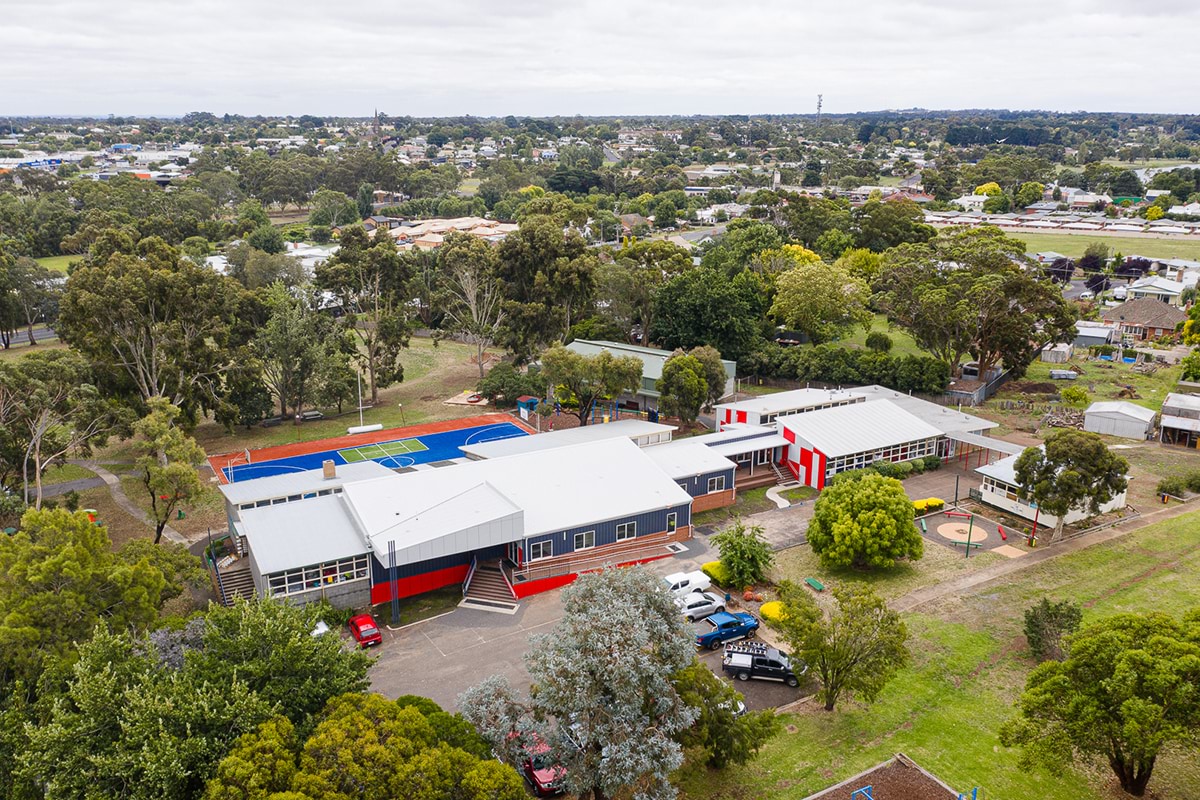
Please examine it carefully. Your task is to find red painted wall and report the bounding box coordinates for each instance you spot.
[370,563,470,605]
[511,551,675,599]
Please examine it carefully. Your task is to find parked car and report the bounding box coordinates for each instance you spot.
[675,590,726,622]
[347,613,382,648]
[521,735,566,797]
[664,570,712,597]
[1079,290,1095,300]
[722,641,805,687]
[694,611,759,650]
[299,409,325,421]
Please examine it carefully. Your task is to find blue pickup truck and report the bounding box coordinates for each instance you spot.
[694,611,759,650]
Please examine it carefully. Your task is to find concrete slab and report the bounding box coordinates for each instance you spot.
[993,544,1028,559]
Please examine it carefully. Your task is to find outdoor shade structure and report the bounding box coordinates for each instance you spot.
[1084,401,1156,440]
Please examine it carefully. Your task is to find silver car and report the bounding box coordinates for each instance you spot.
[676,591,726,622]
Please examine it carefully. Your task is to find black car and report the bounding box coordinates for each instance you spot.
[721,641,804,687]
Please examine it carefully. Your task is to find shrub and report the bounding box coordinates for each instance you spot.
[1157,475,1188,497]
[829,467,877,485]
[712,520,774,590]
[1060,386,1089,406]
[1187,471,1200,493]
[759,600,786,624]
[865,331,893,352]
[921,455,942,472]
[913,499,928,513]
[925,497,944,511]
[1023,597,1082,662]
[701,560,732,586]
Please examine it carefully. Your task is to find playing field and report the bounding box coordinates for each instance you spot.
[217,420,527,482]
[339,438,430,463]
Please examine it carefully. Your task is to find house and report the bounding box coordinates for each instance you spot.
[619,213,650,234]
[563,340,736,412]
[1084,401,1156,440]
[951,194,987,212]
[1033,251,1068,264]
[1160,392,1200,448]
[221,437,694,607]
[361,215,398,231]
[1126,275,1185,306]
[1168,202,1200,216]
[975,449,1128,529]
[1101,299,1187,342]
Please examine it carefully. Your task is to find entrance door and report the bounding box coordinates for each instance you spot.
[756,448,771,466]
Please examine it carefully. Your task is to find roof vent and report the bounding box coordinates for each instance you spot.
[322,460,336,480]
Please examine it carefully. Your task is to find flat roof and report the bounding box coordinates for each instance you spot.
[343,437,692,544]
[780,400,943,458]
[1162,414,1200,432]
[642,440,736,479]
[459,419,675,459]
[218,461,397,505]
[240,495,366,575]
[1086,401,1157,423]
[1164,392,1200,412]
[717,388,864,416]
[849,385,998,435]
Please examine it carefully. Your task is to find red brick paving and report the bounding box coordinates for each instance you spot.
[207,413,535,484]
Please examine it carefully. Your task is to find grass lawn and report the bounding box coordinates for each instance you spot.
[833,314,927,359]
[678,509,1200,800]
[75,486,149,548]
[771,537,1005,603]
[779,486,818,503]
[40,463,97,485]
[1007,231,1200,261]
[0,339,67,361]
[457,177,481,196]
[190,336,489,455]
[119,474,230,540]
[372,585,462,627]
[35,254,79,273]
[693,487,777,528]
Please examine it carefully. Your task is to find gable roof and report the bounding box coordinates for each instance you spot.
[779,400,943,457]
[1101,298,1187,329]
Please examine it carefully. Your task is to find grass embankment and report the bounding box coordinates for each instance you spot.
[35,254,78,273]
[677,509,1200,800]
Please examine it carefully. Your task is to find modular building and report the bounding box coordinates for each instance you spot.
[714,388,864,429]
[565,339,736,411]
[1161,392,1200,448]
[221,437,693,608]
[975,452,1128,528]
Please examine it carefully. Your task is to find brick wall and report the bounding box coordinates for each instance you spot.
[691,489,735,512]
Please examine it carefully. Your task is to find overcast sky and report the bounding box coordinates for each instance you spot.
[4,0,1197,118]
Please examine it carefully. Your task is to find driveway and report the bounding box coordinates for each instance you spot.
[369,534,799,712]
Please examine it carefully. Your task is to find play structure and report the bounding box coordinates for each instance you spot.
[916,507,1030,560]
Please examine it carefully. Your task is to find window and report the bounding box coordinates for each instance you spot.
[666,512,677,532]
[707,475,726,493]
[574,530,596,550]
[264,554,370,598]
[528,540,552,561]
[615,521,636,541]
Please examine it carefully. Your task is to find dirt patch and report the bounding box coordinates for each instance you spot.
[1007,381,1060,394]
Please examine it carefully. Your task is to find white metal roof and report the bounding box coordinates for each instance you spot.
[219,461,397,505]
[975,453,1021,486]
[707,434,789,457]
[343,437,692,545]
[459,419,675,459]
[239,495,366,574]
[848,385,998,434]
[642,440,736,479]
[1164,392,1200,412]
[945,431,1026,456]
[1085,401,1156,423]
[676,423,778,445]
[780,400,944,457]
[1161,414,1200,432]
[717,388,864,416]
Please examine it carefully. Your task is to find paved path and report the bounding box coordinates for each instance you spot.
[73,460,187,545]
[891,501,1199,613]
[41,475,106,497]
[764,486,791,509]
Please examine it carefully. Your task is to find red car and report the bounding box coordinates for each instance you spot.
[347,613,382,648]
[521,735,566,797]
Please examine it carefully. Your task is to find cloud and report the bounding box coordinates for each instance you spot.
[2,0,1196,116]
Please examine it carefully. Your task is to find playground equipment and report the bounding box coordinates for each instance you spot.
[850,787,874,800]
[997,525,1007,541]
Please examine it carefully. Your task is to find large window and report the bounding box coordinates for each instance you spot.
[615,521,636,541]
[707,475,726,493]
[528,540,552,561]
[265,554,369,597]
[574,530,596,551]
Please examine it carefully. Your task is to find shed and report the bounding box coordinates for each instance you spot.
[1084,401,1155,440]
[1040,343,1074,363]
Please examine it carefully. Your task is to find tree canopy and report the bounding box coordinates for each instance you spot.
[1014,430,1129,542]
[540,345,642,426]
[806,472,922,570]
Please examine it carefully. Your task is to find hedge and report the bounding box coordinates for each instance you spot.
[828,455,944,486]
[737,342,951,395]
[1157,470,1200,497]
[701,560,732,586]
[913,497,945,514]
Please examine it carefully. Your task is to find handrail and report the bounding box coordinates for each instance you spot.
[512,534,679,584]
[463,554,478,597]
[498,560,518,600]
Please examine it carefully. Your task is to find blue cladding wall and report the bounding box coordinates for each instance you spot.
[369,543,506,585]
[524,502,691,557]
[675,467,735,498]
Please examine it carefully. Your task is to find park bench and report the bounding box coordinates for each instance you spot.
[804,577,825,592]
